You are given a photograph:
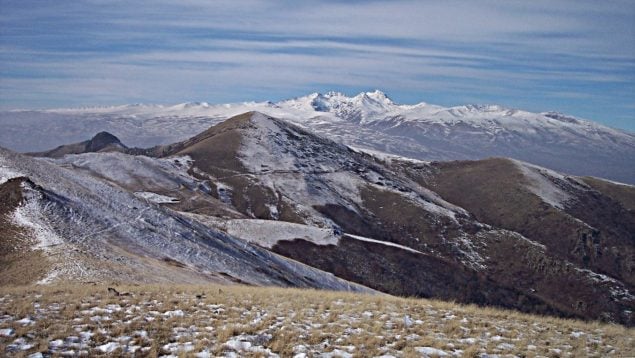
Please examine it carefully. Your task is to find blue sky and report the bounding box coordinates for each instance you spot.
[1,0,634,131]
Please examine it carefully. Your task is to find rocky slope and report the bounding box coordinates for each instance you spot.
[0,146,373,293]
[5,111,634,325]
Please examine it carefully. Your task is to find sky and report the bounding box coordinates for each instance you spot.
[0,0,634,131]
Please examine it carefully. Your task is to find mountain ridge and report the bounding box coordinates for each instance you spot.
[23,90,630,134]
[2,90,632,184]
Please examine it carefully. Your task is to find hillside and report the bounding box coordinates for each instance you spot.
[0,284,632,357]
[0,146,372,292]
[18,111,633,326]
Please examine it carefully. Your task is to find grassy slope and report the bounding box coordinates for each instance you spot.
[582,177,635,212]
[419,158,634,284]
[0,284,632,357]
[0,178,50,285]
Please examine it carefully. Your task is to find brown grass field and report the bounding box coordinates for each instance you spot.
[0,284,633,357]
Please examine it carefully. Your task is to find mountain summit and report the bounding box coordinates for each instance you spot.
[86,131,124,152]
[29,131,127,158]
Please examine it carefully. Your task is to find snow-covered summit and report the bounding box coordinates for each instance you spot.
[294,90,392,123]
[20,90,622,134]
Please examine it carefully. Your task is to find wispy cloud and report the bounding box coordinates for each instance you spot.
[0,0,633,130]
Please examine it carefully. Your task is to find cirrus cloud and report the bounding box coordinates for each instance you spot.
[0,0,633,130]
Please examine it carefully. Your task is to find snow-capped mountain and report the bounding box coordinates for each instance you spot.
[1,90,632,183]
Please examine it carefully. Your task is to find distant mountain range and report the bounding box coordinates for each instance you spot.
[1,90,633,183]
[1,111,633,325]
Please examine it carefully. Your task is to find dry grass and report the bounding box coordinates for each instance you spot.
[0,283,632,357]
[582,176,635,211]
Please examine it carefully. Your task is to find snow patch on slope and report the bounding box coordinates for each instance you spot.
[11,184,64,251]
[514,160,571,209]
[50,153,196,192]
[0,153,24,184]
[344,234,423,254]
[8,182,78,284]
[239,112,307,173]
[0,168,23,185]
[134,192,179,203]
[206,218,339,248]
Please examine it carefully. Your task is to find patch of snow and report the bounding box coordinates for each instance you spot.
[223,338,251,353]
[163,342,195,353]
[349,145,430,165]
[134,191,180,203]
[49,339,64,349]
[0,328,15,337]
[514,160,571,209]
[52,153,198,197]
[11,185,64,251]
[96,342,121,353]
[7,338,35,351]
[321,349,353,358]
[576,268,619,284]
[344,234,423,254]
[211,218,338,249]
[16,317,35,325]
[415,347,449,356]
[497,343,515,350]
[570,331,585,338]
[403,315,414,327]
[163,310,185,317]
[222,334,277,356]
[8,182,77,284]
[0,165,23,185]
[240,112,300,173]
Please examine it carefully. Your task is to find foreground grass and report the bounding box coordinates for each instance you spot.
[0,284,632,357]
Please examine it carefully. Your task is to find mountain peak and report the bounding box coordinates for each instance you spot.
[358,89,392,102]
[87,131,124,152]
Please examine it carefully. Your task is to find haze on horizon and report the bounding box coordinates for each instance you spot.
[0,0,633,131]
